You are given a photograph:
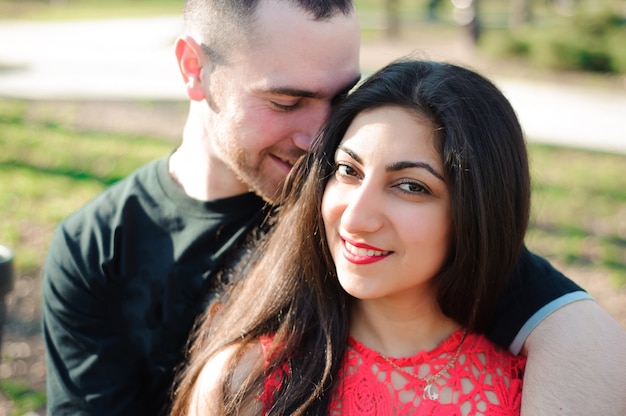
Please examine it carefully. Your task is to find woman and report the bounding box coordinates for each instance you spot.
[171,59,529,415]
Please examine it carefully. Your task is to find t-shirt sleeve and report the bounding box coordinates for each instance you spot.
[42,220,155,415]
[486,245,592,354]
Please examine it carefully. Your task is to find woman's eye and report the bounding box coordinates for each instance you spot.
[335,163,358,179]
[397,181,429,195]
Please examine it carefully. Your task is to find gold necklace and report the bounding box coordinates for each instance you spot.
[379,329,468,401]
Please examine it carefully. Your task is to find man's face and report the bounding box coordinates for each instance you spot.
[203,0,361,203]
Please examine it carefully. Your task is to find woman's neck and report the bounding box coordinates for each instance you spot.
[350,296,460,358]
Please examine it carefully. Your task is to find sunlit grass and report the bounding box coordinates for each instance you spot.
[0,99,174,274]
[527,144,626,286]
[0,380,46,416]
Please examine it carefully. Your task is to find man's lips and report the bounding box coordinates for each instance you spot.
[270,154,296,173]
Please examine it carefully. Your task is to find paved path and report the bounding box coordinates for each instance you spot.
[1,16,625,154]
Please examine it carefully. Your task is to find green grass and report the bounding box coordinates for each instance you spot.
[0,380,46,416]
[0,100,175,275]
[527,144,626,286]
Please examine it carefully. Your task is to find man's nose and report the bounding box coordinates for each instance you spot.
[293,103,332,151]
[293,132,315,151]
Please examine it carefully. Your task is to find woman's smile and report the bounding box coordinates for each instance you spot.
[342,239,392,264]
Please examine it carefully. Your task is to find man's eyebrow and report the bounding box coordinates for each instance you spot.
[258,75,362,100]
[261,87,322,99]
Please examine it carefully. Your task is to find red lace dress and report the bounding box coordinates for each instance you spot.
[261,329,526,415]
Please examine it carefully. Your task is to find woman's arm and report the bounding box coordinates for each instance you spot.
[521,299,626,415]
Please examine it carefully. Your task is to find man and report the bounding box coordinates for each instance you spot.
[42,0,626,415]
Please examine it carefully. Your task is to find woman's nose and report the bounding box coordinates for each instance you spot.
[340,183,385,234]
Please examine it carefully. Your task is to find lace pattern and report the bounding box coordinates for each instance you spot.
[261,330,525,415]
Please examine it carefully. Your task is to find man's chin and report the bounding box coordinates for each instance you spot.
[250,180,286,205]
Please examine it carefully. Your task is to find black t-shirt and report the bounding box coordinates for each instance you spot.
[42,157,587,415]
[487,245,588,352]
[43,158,270,415]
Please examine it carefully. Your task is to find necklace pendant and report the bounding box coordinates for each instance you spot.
[423,382,439,401]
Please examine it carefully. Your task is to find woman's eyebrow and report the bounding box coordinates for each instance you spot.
[387,161,445,181]
[338,145,444,181]
[337,145,361,163]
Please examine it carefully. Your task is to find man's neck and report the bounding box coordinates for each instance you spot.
[169,143,248,202]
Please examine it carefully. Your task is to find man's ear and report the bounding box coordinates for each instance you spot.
[175,35,207,102]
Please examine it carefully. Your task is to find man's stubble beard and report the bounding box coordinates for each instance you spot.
[228,145,285,204]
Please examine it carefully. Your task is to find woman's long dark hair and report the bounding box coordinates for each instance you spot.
[170,59,530,415]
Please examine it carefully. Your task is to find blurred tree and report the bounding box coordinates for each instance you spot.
[427,0,443,20]
[386,0,401,38]
[509,0,532,27]
[452,0,481,43]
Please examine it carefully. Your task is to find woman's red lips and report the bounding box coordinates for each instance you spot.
[341,239,391,265]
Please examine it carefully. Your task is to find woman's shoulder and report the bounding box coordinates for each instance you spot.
[189,342,264,416]
[449,331,526,385]
[203,342,264,391]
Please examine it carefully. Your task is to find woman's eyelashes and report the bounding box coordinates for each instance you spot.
[334,161,432,196]
[334,162,360,181]
[394,180,431,195]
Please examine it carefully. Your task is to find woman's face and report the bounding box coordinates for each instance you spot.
[322,106,452,304]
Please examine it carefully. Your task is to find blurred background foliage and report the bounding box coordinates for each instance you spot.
[476,1,626,75]
[361,0,626,75]
[1,0,624,75]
